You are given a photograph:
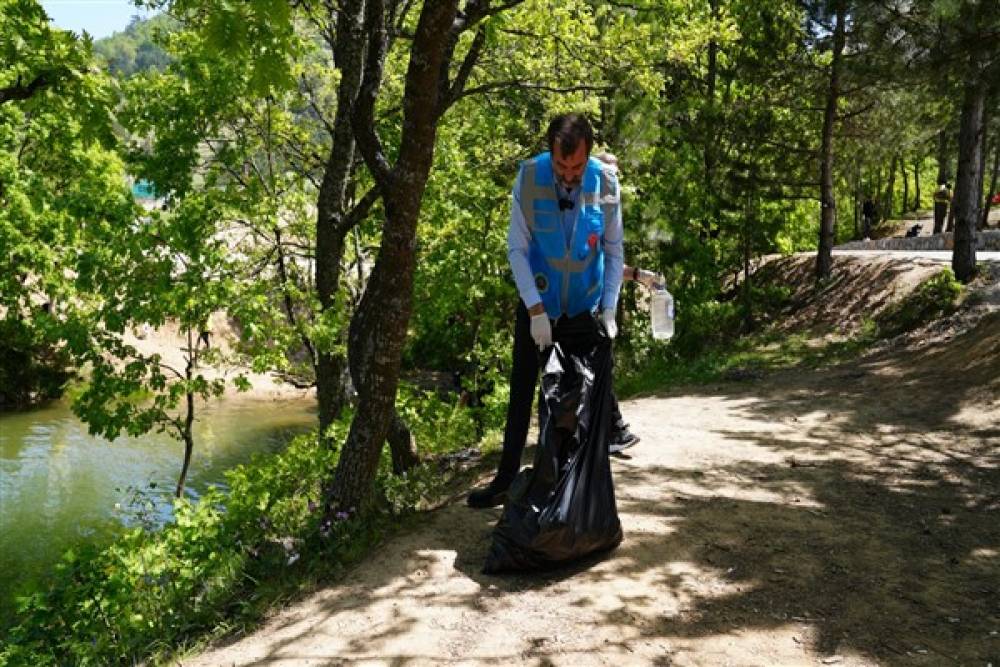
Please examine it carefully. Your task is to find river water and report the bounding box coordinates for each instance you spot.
[0,396,317,621]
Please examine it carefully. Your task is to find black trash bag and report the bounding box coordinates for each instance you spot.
[484,313,622,573]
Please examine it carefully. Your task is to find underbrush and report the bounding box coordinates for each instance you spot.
[0,387,501,667]
[616,269,963,397]
[0,318,72,410]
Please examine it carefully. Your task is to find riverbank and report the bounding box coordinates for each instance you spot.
[0,394,317,629]
[122,311,315,402]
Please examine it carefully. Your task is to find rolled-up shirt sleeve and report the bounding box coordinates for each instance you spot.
[507,168,542,309]
[602,170,624,311]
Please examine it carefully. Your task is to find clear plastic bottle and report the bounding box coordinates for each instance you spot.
[650,288,675,340]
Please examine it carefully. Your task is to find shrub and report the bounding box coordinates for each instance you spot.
[0,319,72,410]
[0,429,340,666]
[875,269,963,338]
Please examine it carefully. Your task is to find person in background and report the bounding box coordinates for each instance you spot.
[862,194,877,240]
[933,182,952,235]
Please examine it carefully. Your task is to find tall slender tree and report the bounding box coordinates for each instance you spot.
[326,0,525,512]
[816,0,847,279]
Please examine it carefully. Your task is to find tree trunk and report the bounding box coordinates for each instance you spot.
[315,0,370,437]
[883,154,898,221]
[816,0,846,280]
[327,0,460,512]
[912,158,921,211]
[702,0,720,239]
[952,77,986,282]
[388,413,419,474]
[853,163,861,239]
[274,226,316,369]
[976,106,991,230]
[875,167,883,214]
[741,188,754,333]
[176,328,196,498]
[936,129,950,186]
[983,130,999,229]
[176,426,194,499]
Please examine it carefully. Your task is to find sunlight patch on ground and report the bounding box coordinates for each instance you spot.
[667,480,825,509]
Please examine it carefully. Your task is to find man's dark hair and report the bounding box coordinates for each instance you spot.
[546,113,594,156]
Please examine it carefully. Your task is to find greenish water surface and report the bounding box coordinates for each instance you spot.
[0,397,316,622]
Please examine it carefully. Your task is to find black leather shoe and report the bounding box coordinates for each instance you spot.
[467,482,509,508]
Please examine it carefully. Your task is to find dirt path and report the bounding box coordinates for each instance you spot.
[181,309,1000,666]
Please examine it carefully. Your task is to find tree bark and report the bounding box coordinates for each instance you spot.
[976,105,991,230]
[315,0,370,437]
[176,328,196,498]
[741,188,754,333]
[0,73,51,105]
[936,129,950,186]
[274,226,316,369]
[816,0,846,280]
[327,0,461,512]
[882,154,898,222]
[702,0,720,239]
[388,413,419,474]
[952,77,986,282]
[912,158,920,211]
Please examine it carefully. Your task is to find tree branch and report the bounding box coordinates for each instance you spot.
[457,80,614,100]
[0,74,51,105]
[838,100,878,120]
[344,185,382,230]
[440,26,487,115]
[353,0,394,189]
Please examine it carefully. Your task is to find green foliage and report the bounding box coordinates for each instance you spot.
[1,0,133,410]
[116,6,328,384]
[0,318,71,408]
[93,14,175,77]
[875,269,963,338]
[66,189,245,497]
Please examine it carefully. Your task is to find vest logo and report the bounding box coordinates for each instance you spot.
[534,273,549,293]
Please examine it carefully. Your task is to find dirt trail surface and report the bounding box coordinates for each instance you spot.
[183,263,1000,667]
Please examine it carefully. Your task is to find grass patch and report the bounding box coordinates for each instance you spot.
[616,269,963,398]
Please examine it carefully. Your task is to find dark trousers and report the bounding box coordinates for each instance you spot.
[493,301,625,487]
[934,202,948,234]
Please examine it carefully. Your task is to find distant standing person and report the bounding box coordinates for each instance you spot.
[862,195,877,240]
[933,182,952,234]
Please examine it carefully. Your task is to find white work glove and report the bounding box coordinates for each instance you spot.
[602,308,618,339]
[529,312,553,351]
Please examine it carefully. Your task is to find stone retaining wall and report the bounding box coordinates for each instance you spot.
[837,229,1000,251]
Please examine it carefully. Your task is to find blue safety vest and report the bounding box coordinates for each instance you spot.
[518,152,616,319]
